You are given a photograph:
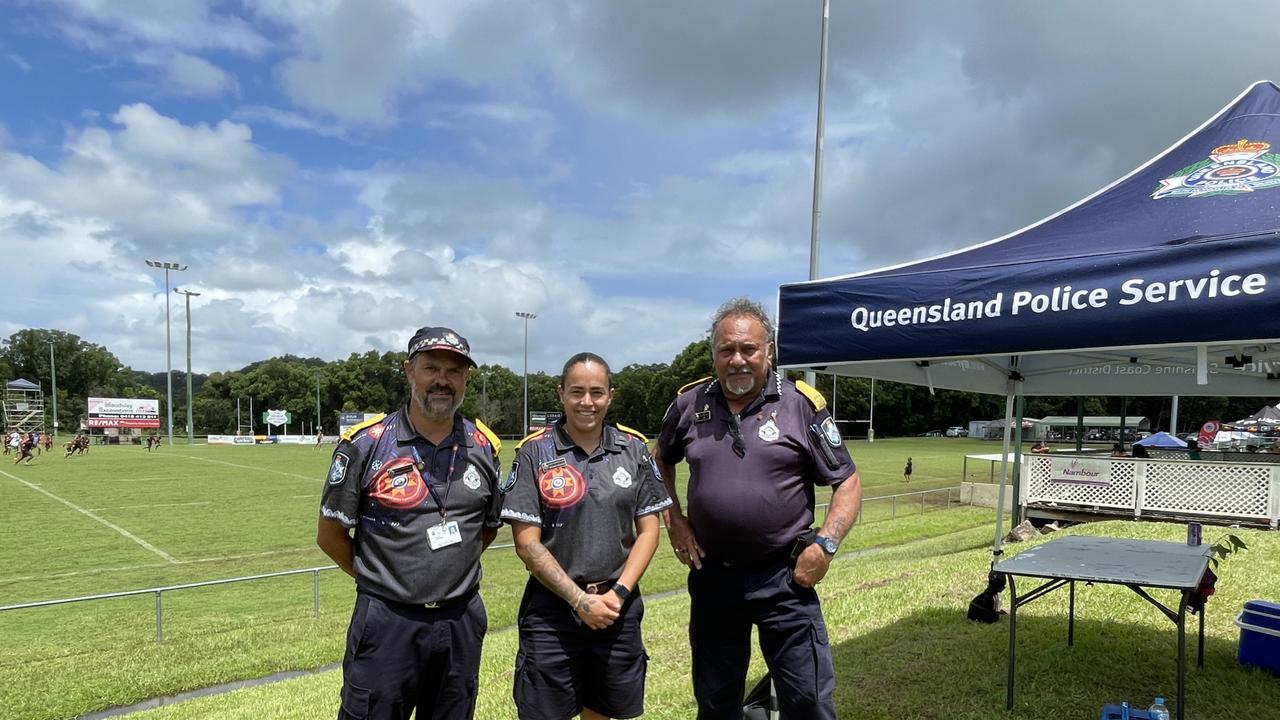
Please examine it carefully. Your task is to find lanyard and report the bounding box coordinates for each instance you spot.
[411,442,462,520]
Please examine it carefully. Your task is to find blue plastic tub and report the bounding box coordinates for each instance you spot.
[1235,599,1280,676]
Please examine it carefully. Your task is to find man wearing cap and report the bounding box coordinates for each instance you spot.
[318,326,504,720]
[655,297,862,719]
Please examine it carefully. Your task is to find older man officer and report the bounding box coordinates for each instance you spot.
[318,326,504,720]
[656,298,862,719]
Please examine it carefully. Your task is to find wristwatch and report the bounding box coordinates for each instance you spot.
[611,582,632,600]
[813,535,839,556]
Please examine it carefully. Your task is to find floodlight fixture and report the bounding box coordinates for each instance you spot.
[144,259,188,445]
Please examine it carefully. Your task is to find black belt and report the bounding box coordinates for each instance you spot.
[712,530,817,570]
[364,586,476,611]
[577,579,619,595]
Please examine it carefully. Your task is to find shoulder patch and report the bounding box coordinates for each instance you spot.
[515,428,549,450]
[615,424,649,443]
[676,376,713,397]
[473,419,501,456]
[795,381,828,412]
[341,413,387,442]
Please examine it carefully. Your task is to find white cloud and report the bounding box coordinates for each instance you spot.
[48,0,269,54]
[165,52,238,97]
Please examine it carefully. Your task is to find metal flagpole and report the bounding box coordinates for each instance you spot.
[804,0,831,391]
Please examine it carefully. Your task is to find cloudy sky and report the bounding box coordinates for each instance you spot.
[4,0,1280,374]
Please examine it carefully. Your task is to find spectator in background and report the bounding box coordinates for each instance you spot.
[1131,444,1150,458]
[1031,440,1050,454]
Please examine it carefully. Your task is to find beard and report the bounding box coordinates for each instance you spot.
[722,370,757,397]
[413,384,463,420]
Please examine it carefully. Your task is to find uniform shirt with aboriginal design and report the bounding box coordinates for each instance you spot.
[319,407,502,604]
[656,371,855,565]
[500,421,672,583]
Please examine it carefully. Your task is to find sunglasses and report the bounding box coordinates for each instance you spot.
[726,414,746,458]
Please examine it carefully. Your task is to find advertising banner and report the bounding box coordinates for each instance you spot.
[1047,456,1114,487]
[87,397,161,429]
[339,412,382,436]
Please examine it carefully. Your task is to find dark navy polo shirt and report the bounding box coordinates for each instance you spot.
[319,407,503,604]
[656,371,855,564]
[501,421,672,583]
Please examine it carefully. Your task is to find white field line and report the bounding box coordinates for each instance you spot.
[0,468,180,564]
[181,455,316,481]
[87,501,213,511]
[0,547,318,585]
[100,476,186,483]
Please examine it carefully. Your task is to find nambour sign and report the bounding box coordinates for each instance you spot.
[262,409,292,427]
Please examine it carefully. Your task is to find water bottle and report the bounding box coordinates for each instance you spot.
[1148,696,1170,720]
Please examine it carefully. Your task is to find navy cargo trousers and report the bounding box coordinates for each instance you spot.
[688,559,837,719]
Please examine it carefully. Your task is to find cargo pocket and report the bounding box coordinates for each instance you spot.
[339,683,371,719]
[345,595,374,659]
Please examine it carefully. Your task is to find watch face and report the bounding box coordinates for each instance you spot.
[817,537,838,554]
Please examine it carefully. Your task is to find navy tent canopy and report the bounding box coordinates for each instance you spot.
[778,81,1280,398]
[5,378,40,391]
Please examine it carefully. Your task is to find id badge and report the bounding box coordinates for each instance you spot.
[427,520,462,550]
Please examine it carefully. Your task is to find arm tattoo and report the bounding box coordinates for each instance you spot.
[521,540,584,607]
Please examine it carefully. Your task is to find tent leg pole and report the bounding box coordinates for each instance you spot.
[993,391,1015,554]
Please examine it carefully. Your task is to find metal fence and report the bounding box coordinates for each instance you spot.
[1,486,967,642]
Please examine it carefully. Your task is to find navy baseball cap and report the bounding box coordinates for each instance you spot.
[407,326,476,367]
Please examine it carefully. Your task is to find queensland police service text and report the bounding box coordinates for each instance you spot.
[849,269,1265,333]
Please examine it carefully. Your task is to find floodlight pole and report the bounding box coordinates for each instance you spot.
[145,260,188,445]
[804,0,830,392]
[516,312,537,434]
[47,338,58,437]
[315,372,322,434]
[174,288,200,445]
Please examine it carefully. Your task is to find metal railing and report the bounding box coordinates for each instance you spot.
[0,566,340,643]
[1,486,967,642]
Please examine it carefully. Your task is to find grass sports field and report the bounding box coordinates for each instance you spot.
[2,437,1276,718]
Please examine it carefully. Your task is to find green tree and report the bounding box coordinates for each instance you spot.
[1,329,156,433]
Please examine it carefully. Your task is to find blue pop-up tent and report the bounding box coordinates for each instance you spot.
[1134,431,1187,448]
[776,81,1280,548]
[778,81,1280,399]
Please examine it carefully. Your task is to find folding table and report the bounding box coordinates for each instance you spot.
[994,535,1212,720]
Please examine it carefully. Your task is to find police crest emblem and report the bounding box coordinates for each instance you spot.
[758,418,780,442]
[462,465,483,491]
[328,452,350,485]
[612,466,633,488]
[820,417,842,447]
[1153,139,1280,199]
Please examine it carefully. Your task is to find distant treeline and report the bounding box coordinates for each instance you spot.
[1,329,1267,437]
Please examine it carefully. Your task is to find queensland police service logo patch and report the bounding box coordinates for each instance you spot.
[328,452,350,485]
[462,465,483,491]
[1153,139,1280,199]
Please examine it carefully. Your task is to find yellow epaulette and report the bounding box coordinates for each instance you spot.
[341,413,387,442]
[474,419,501,456]
[795,380,828,412]
[515,428,549,450]
[676,376,713,396]
[615,424,649,443]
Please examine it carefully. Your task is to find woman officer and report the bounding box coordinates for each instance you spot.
[501,352,672,720]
